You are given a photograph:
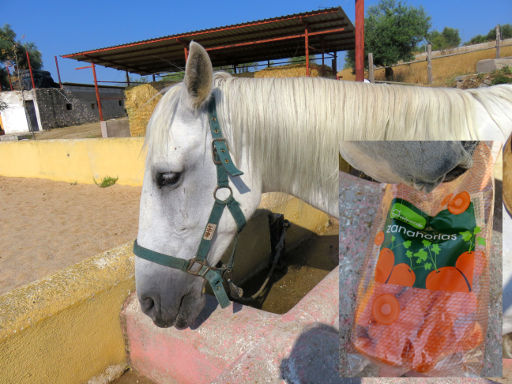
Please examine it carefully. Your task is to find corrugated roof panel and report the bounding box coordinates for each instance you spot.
[62,7,354,74]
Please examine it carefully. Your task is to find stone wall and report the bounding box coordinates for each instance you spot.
[35,85,127,129]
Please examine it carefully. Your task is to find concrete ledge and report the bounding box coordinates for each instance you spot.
[0,242,135,384]
[477,57,512,73]
[123,266,339,384]
[101,118,131,138]
[0,138,145,186]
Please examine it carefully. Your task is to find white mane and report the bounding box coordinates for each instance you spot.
[213,73,339,214]
[145,74,512,215]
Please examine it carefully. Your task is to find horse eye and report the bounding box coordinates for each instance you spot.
[156,172,181,188]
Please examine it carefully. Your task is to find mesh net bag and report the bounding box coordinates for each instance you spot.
[350,142,498,376]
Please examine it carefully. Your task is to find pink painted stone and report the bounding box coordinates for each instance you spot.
[504,358,512,380]
[122,267,339,383]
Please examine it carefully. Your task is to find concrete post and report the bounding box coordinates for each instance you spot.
[427,44,433,84]
[368,53,374,83]
[496,25,501,58]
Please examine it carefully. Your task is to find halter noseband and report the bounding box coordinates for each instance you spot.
[133,96,246,308]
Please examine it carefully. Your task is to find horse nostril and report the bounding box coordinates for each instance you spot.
[444,165,469,182]
[141,296,155,313]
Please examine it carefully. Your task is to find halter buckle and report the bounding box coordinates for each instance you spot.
[212,138,227,165]
[186,258,211,277]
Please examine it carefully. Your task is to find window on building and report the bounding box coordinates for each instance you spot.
[118,100,124,107]
[66,103,72,110]
[91,103,95,109]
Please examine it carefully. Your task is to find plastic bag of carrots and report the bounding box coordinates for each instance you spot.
[351,142,499,376]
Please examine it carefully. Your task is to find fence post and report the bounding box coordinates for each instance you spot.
[496,25,501,58]
[427,44,433,85]
[368,53,374,83]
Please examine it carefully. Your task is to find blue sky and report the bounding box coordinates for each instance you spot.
[1,0,511,85]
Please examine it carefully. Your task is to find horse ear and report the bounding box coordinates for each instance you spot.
[184,41,213,109]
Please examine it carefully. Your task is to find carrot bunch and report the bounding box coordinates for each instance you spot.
[353,282,483,372]
[353,191,486,373]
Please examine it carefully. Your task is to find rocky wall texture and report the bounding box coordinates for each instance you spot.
[35,87,126,129]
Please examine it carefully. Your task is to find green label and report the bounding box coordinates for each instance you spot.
[390,202,427,230]
[375,198,483,291]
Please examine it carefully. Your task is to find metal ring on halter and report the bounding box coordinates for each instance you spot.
[214,186,233,202]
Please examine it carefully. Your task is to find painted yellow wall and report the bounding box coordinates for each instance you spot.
[0,138,145,186]
[0,243,135,384]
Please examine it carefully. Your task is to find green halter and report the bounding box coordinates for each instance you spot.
[133,96,246,308]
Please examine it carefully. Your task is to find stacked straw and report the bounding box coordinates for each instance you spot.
[124,82,174,137]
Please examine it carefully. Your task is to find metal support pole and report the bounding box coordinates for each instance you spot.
[332,52,337,77]
[496,25,501,58]
[355,0,365,82]
[184,46,189,62]
[233,64,237,74]
[91,63,103,121]
[125,71,130,86]
[322,52,324,67]
[427,44,432,84]
[368,53,374,83]
[152,74,156,82]
[54,56,62,88]
[305,25,310,77]
[6,65,13,91]
[26,50,36,90]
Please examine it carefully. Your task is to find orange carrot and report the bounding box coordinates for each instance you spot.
[447,191,470,215]
[375,248,394,283]
[374,231,385,246]
[441,193,453,206]
[455,251,475,288]
[386,263,416,286]
[425,267,470,292]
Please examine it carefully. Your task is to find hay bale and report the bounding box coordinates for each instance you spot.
[124,82,174,137]
[233,71,255,78]
[254,63,334,78]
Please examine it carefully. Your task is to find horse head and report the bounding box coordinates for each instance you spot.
[339,141,478,192]
[135,42,262,328]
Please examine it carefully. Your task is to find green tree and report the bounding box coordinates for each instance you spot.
[0,24,43,89]
[344,0,430,77]
[427,27,461,50]
[464,24,512,45]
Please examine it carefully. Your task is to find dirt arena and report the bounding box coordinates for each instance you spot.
[0,176,141,295]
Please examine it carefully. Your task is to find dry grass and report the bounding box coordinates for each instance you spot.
[339,45,512,86]
[33,121,102,140]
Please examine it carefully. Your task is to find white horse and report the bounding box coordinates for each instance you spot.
[135,42,512,329]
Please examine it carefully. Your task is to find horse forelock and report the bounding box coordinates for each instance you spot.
[144,83,185,162]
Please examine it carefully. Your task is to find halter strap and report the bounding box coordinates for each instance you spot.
[208,97,243,177]
[133,95,246,308]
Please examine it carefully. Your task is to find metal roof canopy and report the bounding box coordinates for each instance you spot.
[62,7,355,75]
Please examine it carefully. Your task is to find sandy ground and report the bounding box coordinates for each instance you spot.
[0,176,140,295]
[33,121,102,140]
